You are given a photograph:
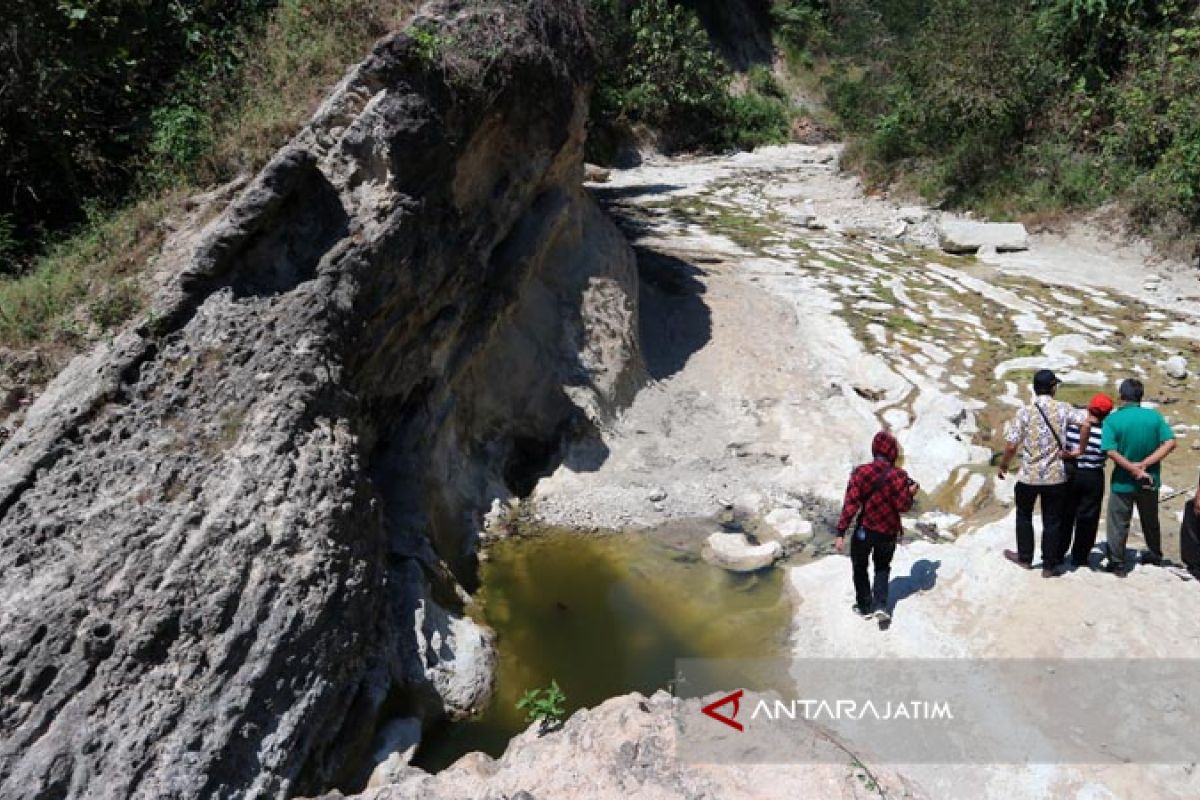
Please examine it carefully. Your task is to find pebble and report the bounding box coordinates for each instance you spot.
[647,487,667,503]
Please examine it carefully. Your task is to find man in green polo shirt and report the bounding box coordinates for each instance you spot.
[1101,378,1177,574]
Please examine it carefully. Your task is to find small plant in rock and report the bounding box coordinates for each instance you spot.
[516,680,567,731]
[409,26,445,65]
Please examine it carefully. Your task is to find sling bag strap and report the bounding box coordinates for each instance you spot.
[1033,399,1065,450]
[854,464,894,534]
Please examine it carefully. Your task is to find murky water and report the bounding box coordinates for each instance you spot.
[413,522,792,771]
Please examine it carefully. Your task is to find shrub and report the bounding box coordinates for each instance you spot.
[149,104,215,176]
[588,0,795,157]
[516,680,567,730]
[721,93,791,150]
[771,0,828,55]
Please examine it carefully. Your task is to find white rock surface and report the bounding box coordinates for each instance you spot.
[937,220,1030,254]
[356,691,925,800]
[701,532,783,572]
[787,517,1200,799]
[1165,355,1188,379]
[762,507,815,541]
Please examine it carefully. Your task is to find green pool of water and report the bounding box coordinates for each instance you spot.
[412,522,791,771]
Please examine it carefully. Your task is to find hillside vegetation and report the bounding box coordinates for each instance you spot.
[2,0,1197,374]
[779,0,1200,244]
[0,0,413,370]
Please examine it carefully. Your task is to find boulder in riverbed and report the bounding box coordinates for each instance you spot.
[1164,355,1188,379]
[702,532,783,572]
[937,220,1029,254]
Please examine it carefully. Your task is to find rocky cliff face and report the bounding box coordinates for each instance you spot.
[0,1,643,797]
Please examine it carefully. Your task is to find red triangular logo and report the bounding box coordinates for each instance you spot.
[701,689,744,732]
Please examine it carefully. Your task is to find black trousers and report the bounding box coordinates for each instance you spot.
[1014,481,1067,568]
[1059,468,1105,566]
[851,528,896,611]
[1182,502,1200,574]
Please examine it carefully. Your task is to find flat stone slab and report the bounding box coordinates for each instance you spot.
[701,532,783,572]
[938,220,1029,254]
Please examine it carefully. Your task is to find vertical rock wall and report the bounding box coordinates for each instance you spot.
[0,1,643,797]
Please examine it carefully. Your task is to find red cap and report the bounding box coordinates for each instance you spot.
[1088,393,1114,416]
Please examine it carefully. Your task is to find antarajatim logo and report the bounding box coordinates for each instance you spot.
[701,689,744,732]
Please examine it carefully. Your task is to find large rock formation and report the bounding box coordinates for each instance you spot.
[0,1,643,797]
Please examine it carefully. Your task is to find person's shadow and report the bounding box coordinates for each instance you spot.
[882,559,941,629]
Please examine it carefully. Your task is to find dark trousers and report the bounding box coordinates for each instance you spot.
[1059,469,1105,566]
[1014,481,1067,568]
[1181,502,1200,574]
[851,528,896,611]
[1106,488,1162,567]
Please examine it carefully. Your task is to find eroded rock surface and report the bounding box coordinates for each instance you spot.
[324,691,926,800]
[0,1,643,797]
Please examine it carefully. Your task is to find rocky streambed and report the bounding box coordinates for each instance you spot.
[535,144,1200,542]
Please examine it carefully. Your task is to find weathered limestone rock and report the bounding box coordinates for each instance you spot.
[701,532,783,572]
[937,219,1029,254]
[1165,355,1188,379]
[325,691,926,799]
[0,2,643,798]
[364,718,421,790]
[762,507,814,542]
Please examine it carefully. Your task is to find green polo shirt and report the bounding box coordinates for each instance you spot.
[1100,403,1175,493]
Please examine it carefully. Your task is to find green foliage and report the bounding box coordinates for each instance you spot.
[588,0,793,158]
[515,680,567,728]
[0,0,412,356]
[149,104,215,175]
[771,0,828,56]
[723,93,791,150]
[0,196,162,347]
[409,26,445,64]
[810,0,1200,236]
[622,0,731,129]
[0,0,271,269]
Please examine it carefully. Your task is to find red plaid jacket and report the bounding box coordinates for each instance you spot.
[836,458,915,536]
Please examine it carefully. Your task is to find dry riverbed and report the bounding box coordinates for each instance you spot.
[534,144,1200,549]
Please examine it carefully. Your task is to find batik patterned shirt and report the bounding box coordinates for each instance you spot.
[1005,396,1087,485]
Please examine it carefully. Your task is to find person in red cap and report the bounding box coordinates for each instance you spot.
[1059,392,1114,568]
[835,431,920,622]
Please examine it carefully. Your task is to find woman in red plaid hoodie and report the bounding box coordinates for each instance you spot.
[834,431,920,620]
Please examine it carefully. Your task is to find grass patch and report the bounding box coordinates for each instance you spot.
[0,195,173,349]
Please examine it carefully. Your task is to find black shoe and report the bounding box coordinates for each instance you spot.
[1140,552,1163,566]
[852,603,873,618]
[1042,567,1062,579]
[1105,561,1129,578]
[1004,549,1032,569]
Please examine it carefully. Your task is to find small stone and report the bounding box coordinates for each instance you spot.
[647,487,667,503]
[1164,355,1188,379]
